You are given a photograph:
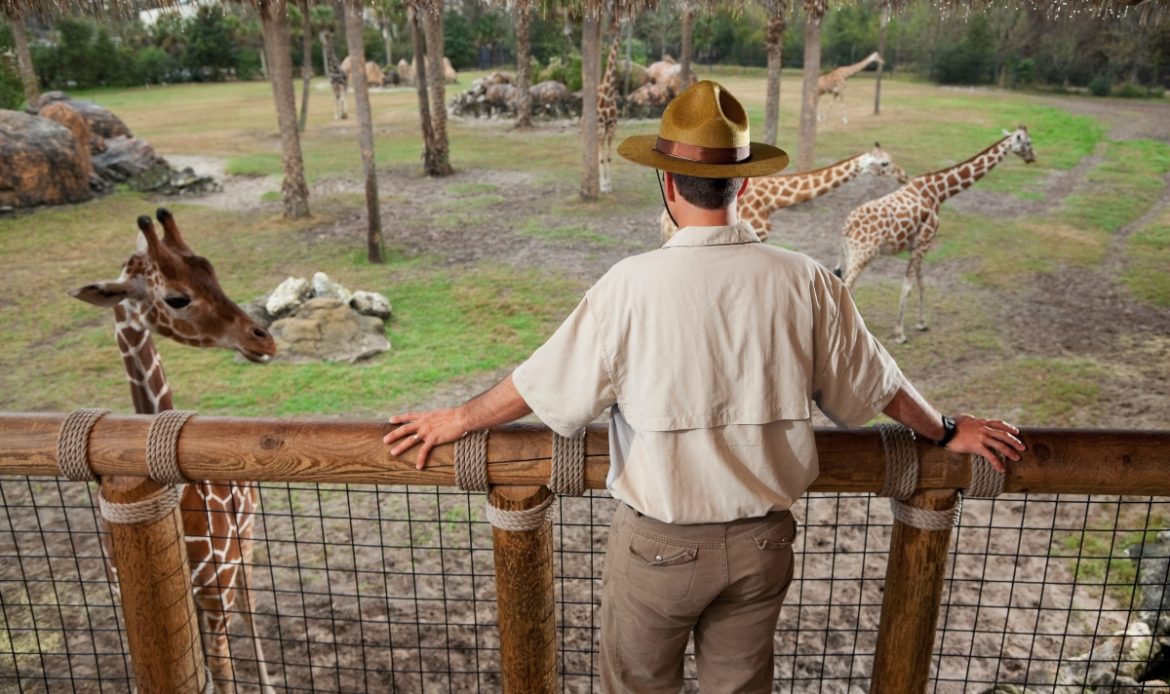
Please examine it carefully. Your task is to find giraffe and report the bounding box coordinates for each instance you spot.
[660,143,909,243]
[837,127,1036,343]
[598,29,623,194]
[70,209,278,693]
[817,51,883,124]
[321,29,348,120]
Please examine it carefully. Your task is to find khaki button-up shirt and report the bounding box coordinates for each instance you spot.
[512,222,902,523]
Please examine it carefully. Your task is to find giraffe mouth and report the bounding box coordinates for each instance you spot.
[238,348,272,364]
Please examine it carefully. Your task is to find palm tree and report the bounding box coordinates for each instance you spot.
[796,0,826,172]
[762,0,788,147]
[420,0,453,175]
[579,13,601,200]
[2,2,39,104]
[343,0,384,263]
[409,1,444,175]
[258,0,311,218]
[514,0,533,128]
[680,3,694,83]
[874,1,889,115]
[297,0,313,131]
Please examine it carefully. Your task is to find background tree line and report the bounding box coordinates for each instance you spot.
[3,0,1168,108]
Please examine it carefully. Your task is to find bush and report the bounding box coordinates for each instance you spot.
[1113,82,1149,99]
[537,53,582,91]
[0,52,24,109]
[134,45,174,84]
[443,11,476,69]
[1089,75,1112,97]
[1013,58,1037,88]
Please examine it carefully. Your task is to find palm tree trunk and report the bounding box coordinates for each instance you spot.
[410,5,442,175]
[382,21,393,64]
[298,0,313,131]
[421,0,453,175]
[680,7,694,84]
[580,14,601,200]
[763,4,787,147]
[796,0,825,172]
[343,0,384,263]
[514,0,533,128]
[259,0,311,218]
[874,4,888,115]
[5,6,39,105]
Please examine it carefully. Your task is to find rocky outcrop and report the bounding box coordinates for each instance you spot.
[92,136,218,195]
[246,273,392,363]
[32,91,133,140]
[37,100,96,179]
[396,56,458,87]
[450,73,582,120]
[0,109,93,210]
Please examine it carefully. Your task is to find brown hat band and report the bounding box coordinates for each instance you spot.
[654,137,751,165]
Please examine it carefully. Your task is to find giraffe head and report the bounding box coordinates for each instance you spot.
[69,209,277,364]
[858,143,910,183]
[1002,126,1036,164]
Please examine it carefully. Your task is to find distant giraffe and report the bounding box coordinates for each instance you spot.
[598,29,623,194]
[837,127,1036,343]
[321,29,348,120]
[660,143,909,242]
[70,209,279,693]
[817,51,883,124]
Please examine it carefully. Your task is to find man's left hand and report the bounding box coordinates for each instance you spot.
[384,408,467,470]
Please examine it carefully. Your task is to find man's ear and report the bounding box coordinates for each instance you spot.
[664,171,677,202]
[737,177,751,198]
[69,281,131,307]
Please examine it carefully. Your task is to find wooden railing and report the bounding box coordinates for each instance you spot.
[1,411,1168,693]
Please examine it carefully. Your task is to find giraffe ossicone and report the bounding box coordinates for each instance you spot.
[71,208,277,693]
[838,127,1036,344]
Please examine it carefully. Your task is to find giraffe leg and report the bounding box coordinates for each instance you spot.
[600,126,614,194]
[841,237,876,292]
[203,608,239,694]
[894,274,913,344]
[237,488,277,693]
[838,92,848,125]
[912,251,929,332]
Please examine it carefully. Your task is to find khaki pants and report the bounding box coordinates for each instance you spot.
[600,503,797,693]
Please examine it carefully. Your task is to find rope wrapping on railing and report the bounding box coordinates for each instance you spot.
[890,496,963,531]
[877,423,918,500]
[966,455,1006,498]
[455,429,490,492]
[98,483,183,525]
[485,493,558,532]
[146,410,195,484]
[548,429,586,496]
[56,408,109,482]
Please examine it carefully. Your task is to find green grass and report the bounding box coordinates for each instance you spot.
[1124,211,1170,307]
[932,356,1110,426]
[1054,512,1169,605]
[1063,139,1170,233]
[520,217,620,247]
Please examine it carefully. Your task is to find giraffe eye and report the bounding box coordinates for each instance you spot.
[164,295,191,309]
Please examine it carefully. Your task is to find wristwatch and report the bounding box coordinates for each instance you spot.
[933,415,957,447]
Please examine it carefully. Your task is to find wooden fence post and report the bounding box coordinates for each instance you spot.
[871,488,959,693]
[490,485,557,693]
[101,476,207,693]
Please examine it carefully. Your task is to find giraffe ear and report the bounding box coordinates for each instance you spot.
[69,281,132,307]
[1002,129,1013,137]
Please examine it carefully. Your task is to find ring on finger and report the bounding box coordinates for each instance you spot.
[413,434,420,441]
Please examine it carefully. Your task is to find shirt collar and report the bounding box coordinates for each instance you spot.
[662,221,762,249]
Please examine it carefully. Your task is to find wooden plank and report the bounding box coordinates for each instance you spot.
[1,413,1168,495]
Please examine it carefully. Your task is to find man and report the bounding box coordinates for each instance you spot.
[384,81,1024,692]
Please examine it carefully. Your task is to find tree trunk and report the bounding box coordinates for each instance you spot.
[298,0,313,131]
[382,22,393,64]
[579,15,601,200]
[259,0,311,219]
[343,0,384,264]
[874,5,887,115]
[514,0,533,129]
[5,7,40,105]
[796,1,825,172]
[420,0,453,176]
[410,5,442,175]
[680,8,694,84]
[763,5,787,147]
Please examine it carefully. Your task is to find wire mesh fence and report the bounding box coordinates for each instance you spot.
[1,476,1168,692]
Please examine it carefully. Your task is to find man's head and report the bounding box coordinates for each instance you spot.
[617,81,788,231]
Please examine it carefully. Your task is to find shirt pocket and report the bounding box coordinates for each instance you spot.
[625,532,699,601]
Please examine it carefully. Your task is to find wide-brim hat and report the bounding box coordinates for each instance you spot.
[618,80,789,178]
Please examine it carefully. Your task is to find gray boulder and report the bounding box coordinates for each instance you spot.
[0,109,93,209]
[312,272,352,304]
[350,290,392,320]
[266,277,313,317]
[269,297,390,363]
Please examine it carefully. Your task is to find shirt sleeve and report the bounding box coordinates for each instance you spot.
[811,272,904,427]
[512,296,616,437]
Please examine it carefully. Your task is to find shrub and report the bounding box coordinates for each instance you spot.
[538,53,581,91]
[0,51,24,109]
[134,45,174,85]
[1089,75,1112,97]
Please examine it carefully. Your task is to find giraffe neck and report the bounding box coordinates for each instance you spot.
[322,32,339,72]
[839,52,879,78]
[916,137,1011,205]
[113,303,173,415]
[757,155,862,212]
[599,34,621,100]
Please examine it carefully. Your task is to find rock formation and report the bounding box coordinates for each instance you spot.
[0,110,93,211]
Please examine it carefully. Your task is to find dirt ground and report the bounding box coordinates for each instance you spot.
[4,96,1170,693]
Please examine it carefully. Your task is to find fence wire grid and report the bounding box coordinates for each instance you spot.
[1,477,1168,693]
